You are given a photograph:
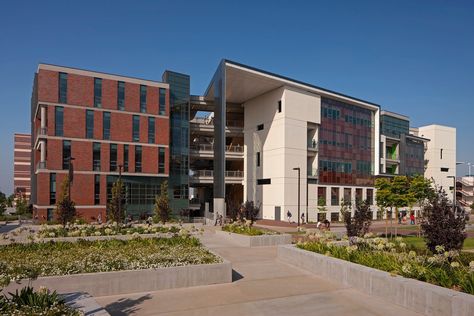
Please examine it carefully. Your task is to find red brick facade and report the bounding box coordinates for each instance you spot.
[32,65,170,222]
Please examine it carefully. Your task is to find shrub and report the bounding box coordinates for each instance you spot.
[421,189,468,252]
[55,177,76,227]
[222,223,275,236]
[342,200,372,238]
[0,286,81,315]
[241,201,260,224]
[107,179,126,223]
[155,181,171,224]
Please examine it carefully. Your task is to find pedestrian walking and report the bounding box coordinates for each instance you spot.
[301,213,305,224]
[287,210,292,223]
[410,212,415,225]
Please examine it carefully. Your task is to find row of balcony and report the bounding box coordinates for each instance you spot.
[190,170,244,178]
[190,144,244,152]
[190,119,244,128]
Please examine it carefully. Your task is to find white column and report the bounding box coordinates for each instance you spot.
[40,106,46,129]
[40,140,46,162]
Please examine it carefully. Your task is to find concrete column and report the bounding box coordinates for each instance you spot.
[40,140,46,162]
[40,106,46,129]
[213,60,226,218]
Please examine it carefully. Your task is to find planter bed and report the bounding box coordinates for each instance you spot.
[1,237,231,296]
[216,230,291,247]
[278,245,474,316]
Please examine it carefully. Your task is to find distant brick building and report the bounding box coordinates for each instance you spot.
[31,64,170,222]
[13,133,31,199]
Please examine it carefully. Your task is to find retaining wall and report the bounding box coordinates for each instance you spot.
[216,230,292,247]
[3,259,232,297]
[277,245,474,316]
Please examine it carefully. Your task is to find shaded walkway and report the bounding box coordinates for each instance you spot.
[95,227,422,315]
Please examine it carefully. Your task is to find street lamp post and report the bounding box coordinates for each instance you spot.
[118,164,123,219]
[468,162,472,177]
[68,157,75,199]
[293,167,301,227]
[447,175,456,213]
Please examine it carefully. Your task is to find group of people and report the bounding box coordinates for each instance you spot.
[286,210,306,224]
[398,210,416,225]
[286,210,330,230]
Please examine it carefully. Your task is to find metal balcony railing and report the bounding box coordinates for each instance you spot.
[190,144,244,153]
[190,170,244,178]
[307,140,318,150]
[307,168,319,177]
[37,161,46,170]
[190,119,244,128]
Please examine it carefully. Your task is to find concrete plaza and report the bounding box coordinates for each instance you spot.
[95,228,422,316]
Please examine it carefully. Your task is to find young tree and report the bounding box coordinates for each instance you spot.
[342,200,372,238]
[154,181,171,224]
[375,178,393,237]
[317,197,327,221]
[55,176,76,227]
[15,194,29,215]
[242,200,260,225]
[107,179,126,223]
[421,189,467,252]
[0,191,6,216]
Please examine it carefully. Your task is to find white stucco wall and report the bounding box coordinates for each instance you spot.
[418,125,457,200]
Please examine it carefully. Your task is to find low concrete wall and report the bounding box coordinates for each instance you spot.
[277,245,474,316]
[216,230,292,247]
[4,260,232,297]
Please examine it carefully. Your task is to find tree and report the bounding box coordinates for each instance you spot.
[241,201,260,224]
[55,176,76,227]
[409,175,435,213]
[342,200,372,238]
[421,189,467,252]
[0,191,6,216]
[15,194,29,215]
[154,181,171,224]
[317,197,327,221]
[375,178,394,237]
[107,179,126,223]
[6,194,14,207]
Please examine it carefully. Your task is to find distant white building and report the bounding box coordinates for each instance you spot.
[414,125,457,200]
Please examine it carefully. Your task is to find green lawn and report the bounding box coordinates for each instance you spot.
[402,236,474,250]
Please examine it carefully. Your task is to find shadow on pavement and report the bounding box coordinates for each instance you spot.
[232,269,244,282]
[104,294,152,316]
[0,223,20,234]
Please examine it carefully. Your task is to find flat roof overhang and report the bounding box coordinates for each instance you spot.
[204,59,381,112]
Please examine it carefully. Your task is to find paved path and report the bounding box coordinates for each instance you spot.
[95,228,422,316]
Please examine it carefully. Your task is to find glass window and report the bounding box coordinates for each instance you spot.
[94,174,100,205]
[366,189,374,205]
[317,187,326,205]
[356,188,363,203]
[102,112,111,140]
[86,110,94,138]
[59,72,67,103]
[331,187,339,206]
[62,140,71,170]
[278,100,282,113]
[140,85,147,113]
[158,147,165,173]
[132,115,140,142]
[148,117,155,143]
[135,145,142,172]
[93,142,101,171]
[117,81,125,110]
[49,173,56,205]
[94,78,102,107]
[159,88,166,115]
[343,188,351,204]
[256,152,260,167]
[110,144,117,171]
[55,106,64,136]
[123,144,129,172]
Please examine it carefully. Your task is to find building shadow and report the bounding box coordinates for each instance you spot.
[104,294,152,316]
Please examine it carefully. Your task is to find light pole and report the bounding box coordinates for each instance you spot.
[293,167,301,227]
[118,164,123,220]
[468,162,472,177]
[447,175,456,213]
[68,157,75,199]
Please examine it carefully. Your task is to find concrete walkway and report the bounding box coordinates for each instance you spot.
[95,228,422,316]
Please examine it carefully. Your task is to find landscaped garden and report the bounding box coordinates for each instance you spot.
[0,237,221,284]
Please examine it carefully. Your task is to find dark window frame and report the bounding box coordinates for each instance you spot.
[55,106,64,136]
[135,145,142,172]
[59,72,67,104]
[117,81,125,110]
[158,147,165,173]
[49,173,56,205]
[257,178,271,185]
[159,88,166,115]
[148,117,155,144]
[110,143,117,171]
[94,78,102,107]
[132,115,140,142]
[62,140,71,170]
[94,174,100,205]
[278,100,282,113]
[140,85,147,113]
[93,142,101,171]
[86,110,94,139]
[256,152,261,167]
[257,124,264,131]
[123,144,129,172]
[103,112,111,140]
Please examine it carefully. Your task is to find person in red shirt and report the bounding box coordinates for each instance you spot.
[410,212,415,225]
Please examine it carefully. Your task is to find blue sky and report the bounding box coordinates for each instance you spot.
[0,0,473,194]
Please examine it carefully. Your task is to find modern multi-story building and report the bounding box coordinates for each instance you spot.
[456,177,473,211]
[31,64,171,221]
[13,133,32,199]
[30,59,456,222]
